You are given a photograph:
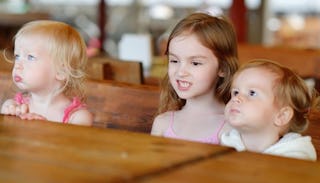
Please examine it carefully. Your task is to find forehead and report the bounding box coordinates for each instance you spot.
[15,32,48,42]
[233,67,277,89]
[15,34,50,51]
[170,34,197,46]
[169,34,215,58]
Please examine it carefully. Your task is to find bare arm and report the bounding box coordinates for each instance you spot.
[151,112,171,136]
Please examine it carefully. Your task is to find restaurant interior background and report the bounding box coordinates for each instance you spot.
[1,0,320,73]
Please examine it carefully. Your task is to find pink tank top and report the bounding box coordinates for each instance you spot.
[164,112,225,144]
[14,92,86,124]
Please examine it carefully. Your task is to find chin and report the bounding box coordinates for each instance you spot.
[227,118,243,128]
[175,92,191,99]
[15,84,28,91]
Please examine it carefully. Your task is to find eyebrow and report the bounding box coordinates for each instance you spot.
[168,52,208,60]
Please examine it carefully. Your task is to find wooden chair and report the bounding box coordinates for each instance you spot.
[86,79,160,133]
[87,56,144,85]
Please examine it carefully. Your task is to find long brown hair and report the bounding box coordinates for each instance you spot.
[158,12,239,114]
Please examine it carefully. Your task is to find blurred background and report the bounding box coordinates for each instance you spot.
[1,0,320,88]
[1,0,320,56]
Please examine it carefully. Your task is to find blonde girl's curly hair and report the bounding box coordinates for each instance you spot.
[14,20,88,102]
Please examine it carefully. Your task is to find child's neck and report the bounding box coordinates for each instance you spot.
[240,131,280,152]
[27,92,69,121]
[30,92,60,105]
[183,96,225,115]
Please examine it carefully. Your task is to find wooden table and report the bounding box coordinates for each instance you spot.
[139,151,320,183]
[0,115,233,183]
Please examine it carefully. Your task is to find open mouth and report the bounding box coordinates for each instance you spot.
[177,80,191,90]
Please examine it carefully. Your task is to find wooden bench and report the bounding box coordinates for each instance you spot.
[238,44,320,91]
[87,56,144,85]
[0,71,160,133]
[238,44,320,78]
[86,79,160,133]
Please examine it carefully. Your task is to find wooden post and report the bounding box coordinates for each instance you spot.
[98,0,107,52]
[229,0,247,43]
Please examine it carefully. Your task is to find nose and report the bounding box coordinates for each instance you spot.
[231,94,242,103]
[177,63,188,77]
[13,60,24,70]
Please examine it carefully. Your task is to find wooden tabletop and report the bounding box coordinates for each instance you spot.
[139,151,320,183]
[0,115,233,183]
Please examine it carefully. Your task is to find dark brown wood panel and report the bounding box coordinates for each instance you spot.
[86,79,160,133]
[238,44,320,79]
[87,56,144,84]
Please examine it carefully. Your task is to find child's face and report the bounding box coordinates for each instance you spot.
[167,33,222,100]
[225,67,280,132]
[13,35,58,92]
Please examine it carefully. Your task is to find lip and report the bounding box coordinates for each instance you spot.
[228,107,240,114]
[14,75,22,82]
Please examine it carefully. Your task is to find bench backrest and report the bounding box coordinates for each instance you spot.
[304,113,320,158]
[87,56,144,85]
[86,79,160,133]
[238,44,320,79]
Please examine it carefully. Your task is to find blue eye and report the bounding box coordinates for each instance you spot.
[14,54,20,61]
[27,55,36,61]
[249,90,256,96]
[231,89,239,97]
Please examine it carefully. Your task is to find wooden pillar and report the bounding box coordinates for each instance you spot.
[229,0,247,43]
[98,0,107,52]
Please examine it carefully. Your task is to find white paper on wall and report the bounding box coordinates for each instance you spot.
[118,33,153,73]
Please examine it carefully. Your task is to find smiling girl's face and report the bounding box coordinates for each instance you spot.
[167,33,223,100]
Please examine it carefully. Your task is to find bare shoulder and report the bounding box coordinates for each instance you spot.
[151,111,172,136]
[69,108,94,126]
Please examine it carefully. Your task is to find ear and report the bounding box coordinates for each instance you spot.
[55,71,66,81]
[274,106,293,127]
[218,69,225,78]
